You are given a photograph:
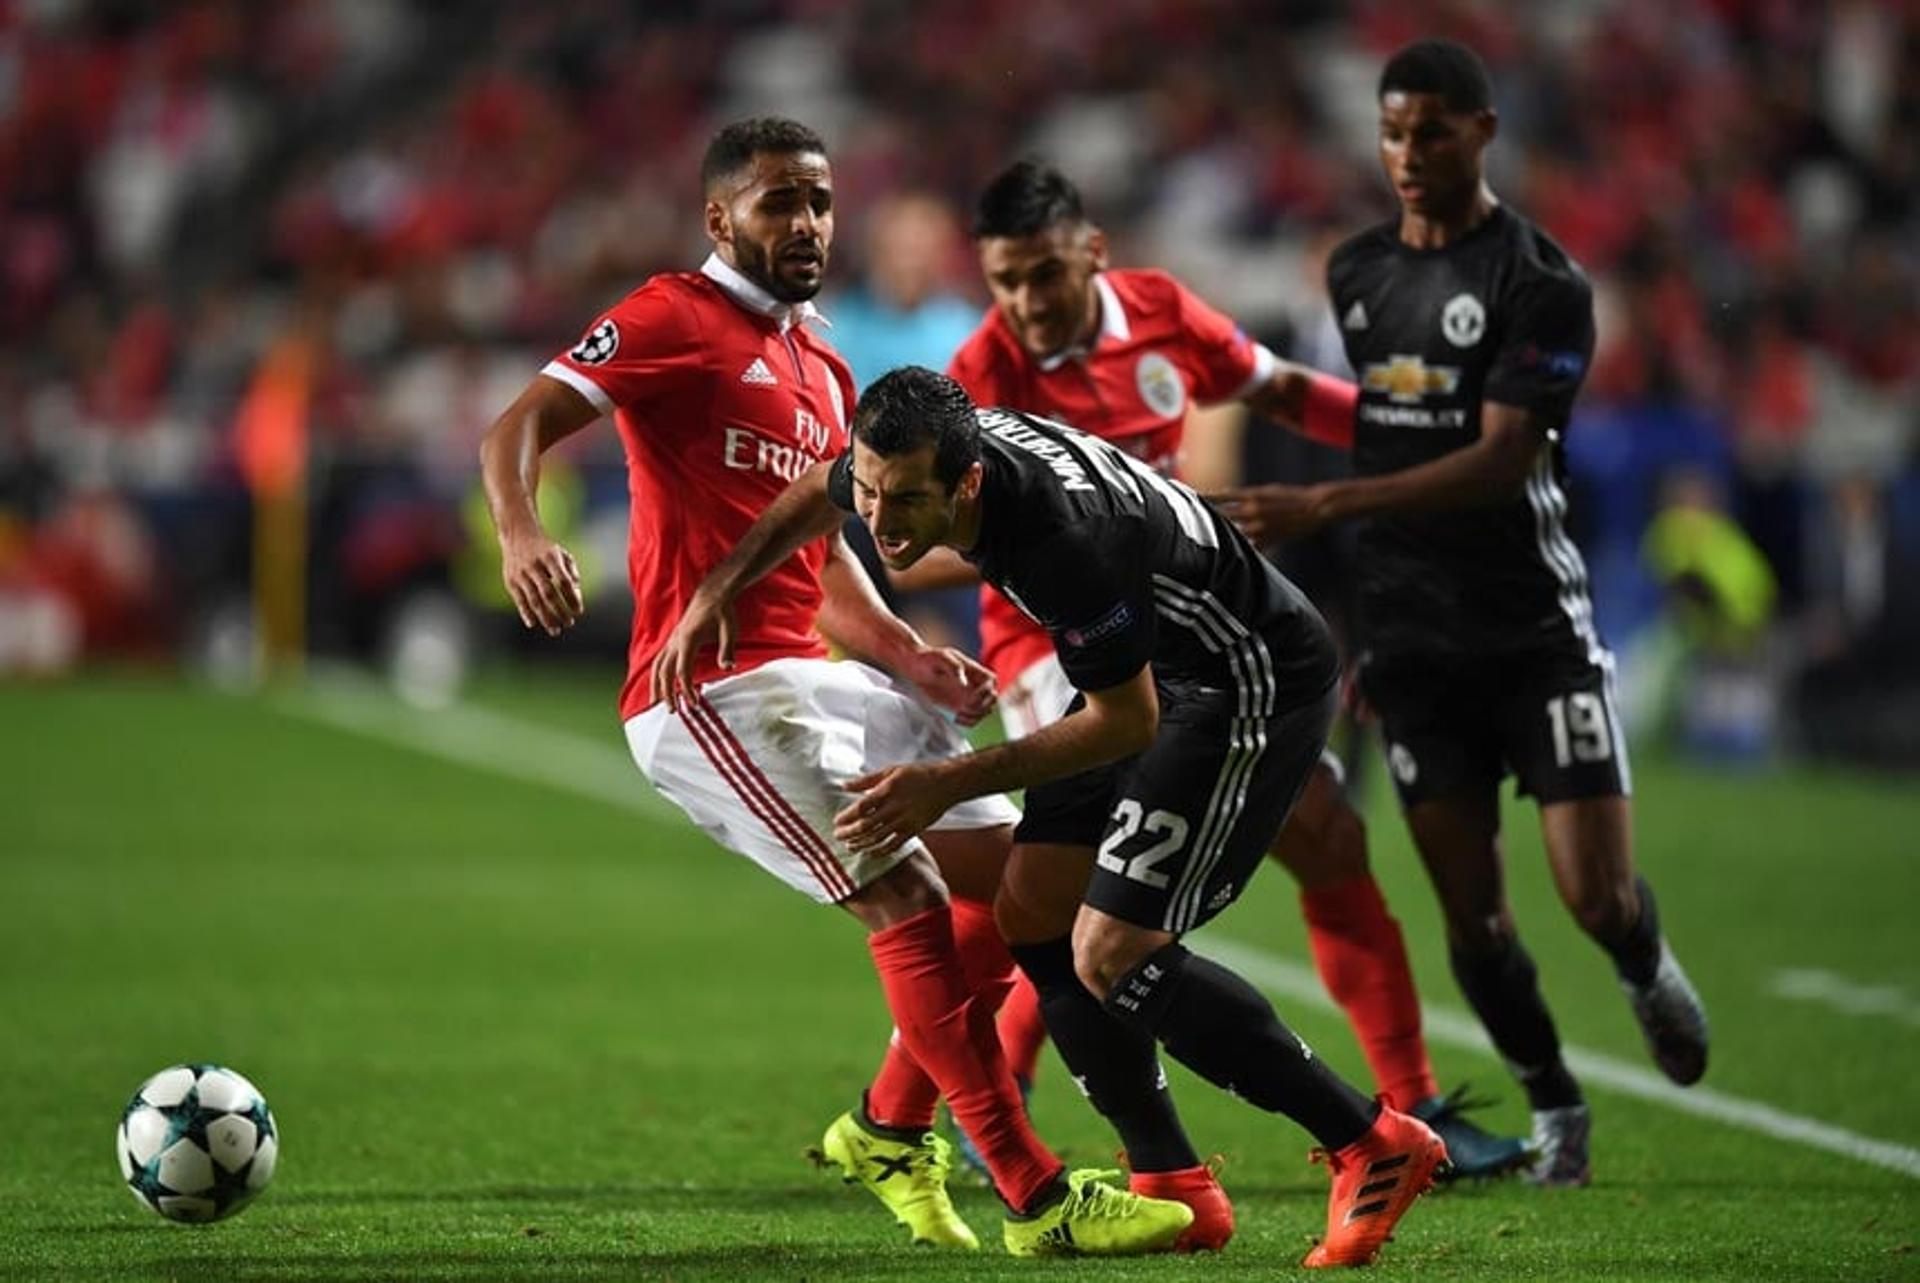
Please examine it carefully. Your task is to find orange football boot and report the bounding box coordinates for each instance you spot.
[1128,1163,1234,1252]
[1302,1107,1448,1268]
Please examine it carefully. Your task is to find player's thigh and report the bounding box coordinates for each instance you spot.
[1266,754,1369,890]
[1088,685,1335,936]
[1498,647,1632,806]
[1403,790,1510,946]
[998,751,1121,943]
[1360,652,1503,810]
[923,824,1014,905]
[996,842,1097,945]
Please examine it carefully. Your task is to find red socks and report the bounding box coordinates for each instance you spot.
[1301,875,1438,1112]
[865,902,1058,1210]
[996,971,1048,1085]
[866,897,1013,1129]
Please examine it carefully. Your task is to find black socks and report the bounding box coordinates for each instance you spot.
[1008,937,1199,1173]
[1602,875,1663,988]
[1105,943,1379,1152]
[1449,934,1583,1110]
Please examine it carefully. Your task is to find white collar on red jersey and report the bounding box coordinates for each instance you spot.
[1035,273,1130,371]
[700,253,831,332]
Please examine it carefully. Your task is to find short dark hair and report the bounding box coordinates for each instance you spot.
[1378,39,1493,114]
[973,160,1085,239]
[852,367,980,489]
[701,117,827,192]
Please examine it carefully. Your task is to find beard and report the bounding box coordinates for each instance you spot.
[732,237,825,304]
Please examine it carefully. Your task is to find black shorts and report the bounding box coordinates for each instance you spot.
[1015,682,1336,935]
[1360,645,1631,808]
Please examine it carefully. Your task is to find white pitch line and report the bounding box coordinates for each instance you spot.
[271,670,680,824]
[269,674,1920,1182]
[1194,937,1920,1181]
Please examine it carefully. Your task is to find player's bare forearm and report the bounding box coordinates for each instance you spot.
[1243,362,1358,449]
[1315,401,1542,522]
[479,375,599,633]
[697,461,844,608]
[818,536,999,727]
[943,696,1151,796]
[817,533,925,668]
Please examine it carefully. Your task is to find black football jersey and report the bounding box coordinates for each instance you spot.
[1328,204,1602,660]
[830,408,1336,707]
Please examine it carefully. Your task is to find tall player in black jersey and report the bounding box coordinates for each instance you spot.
[656,368,1449,1268]
[1212,40,1709,1186]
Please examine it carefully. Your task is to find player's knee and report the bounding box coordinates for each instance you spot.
[1566,879,1636,941]
[1069,919,1156,1002]
[1446,910,1516,956]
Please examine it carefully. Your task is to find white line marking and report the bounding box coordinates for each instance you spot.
[271,673,1920,1182]
[270,670,679,823]
[1768,968,1920,1029]
[1192,939,1920,1181]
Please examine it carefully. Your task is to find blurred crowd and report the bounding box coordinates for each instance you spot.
[1,0,1915,761]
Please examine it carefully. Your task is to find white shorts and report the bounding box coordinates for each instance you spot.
[625,657,1020,904]
[1002,651,1347,781]
[998,653,1079,741]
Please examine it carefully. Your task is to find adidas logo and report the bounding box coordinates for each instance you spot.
[1344,301,1369,331]
[740,357,778,386]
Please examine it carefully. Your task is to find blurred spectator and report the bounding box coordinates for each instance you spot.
[0,0,1911,765]
[826,189,983,652]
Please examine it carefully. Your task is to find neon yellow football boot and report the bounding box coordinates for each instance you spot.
[811,1110,979,1250]
[1002,1167,1195,1257]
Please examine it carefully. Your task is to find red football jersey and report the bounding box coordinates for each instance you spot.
[543,254,855,718]
[946,268,1274,688]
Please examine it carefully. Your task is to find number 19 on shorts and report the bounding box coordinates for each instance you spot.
[1546,692,1613,767]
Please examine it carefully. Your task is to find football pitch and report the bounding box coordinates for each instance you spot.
[4,669,1917,1281]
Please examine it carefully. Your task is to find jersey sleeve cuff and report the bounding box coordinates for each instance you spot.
[540,361,614,416]
[1229,343,1280,403]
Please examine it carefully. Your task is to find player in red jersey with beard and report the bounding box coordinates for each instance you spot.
[478,119,1190,1258]
[893,164,1528,1239]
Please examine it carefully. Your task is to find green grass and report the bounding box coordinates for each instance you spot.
[3,669,1917,1280]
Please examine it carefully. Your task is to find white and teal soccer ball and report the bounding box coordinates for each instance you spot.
[117,1063,278,1223]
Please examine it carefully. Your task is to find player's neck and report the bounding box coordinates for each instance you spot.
[1397,182,1498,250]
[947,490,985,556]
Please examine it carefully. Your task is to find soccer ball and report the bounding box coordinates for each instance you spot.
[117,1063,279,1223]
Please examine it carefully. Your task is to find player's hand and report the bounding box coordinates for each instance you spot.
[649,588,738,714]
[1205,484,1330,544]
[835,763,958,859]
[500,527,586,636]
[897,645,998,727]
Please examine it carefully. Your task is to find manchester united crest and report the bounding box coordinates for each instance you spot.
[1441,293,1485,348]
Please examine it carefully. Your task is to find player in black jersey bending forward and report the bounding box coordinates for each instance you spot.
[1213,40,1709,1186]
[656,369,1449,1268]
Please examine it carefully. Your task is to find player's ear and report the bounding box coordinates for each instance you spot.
[956,461,984,503]
[1476,109,1499,147]
[1086,224,1110,272]
[704,197,731,248]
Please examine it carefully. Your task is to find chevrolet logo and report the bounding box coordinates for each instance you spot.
[1362,355,1460,403]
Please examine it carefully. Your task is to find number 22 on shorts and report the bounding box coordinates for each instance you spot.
[1096,800,1190,888]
